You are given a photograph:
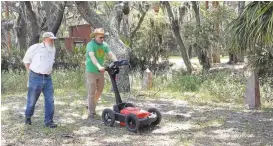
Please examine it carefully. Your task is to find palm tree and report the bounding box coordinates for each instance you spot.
[230,1,273,54]
[229,1,273,109]
[230,1,273,76]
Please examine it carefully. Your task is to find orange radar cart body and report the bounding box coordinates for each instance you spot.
[101,60,162,133]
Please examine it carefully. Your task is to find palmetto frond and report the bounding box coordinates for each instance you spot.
[229,1,273,53]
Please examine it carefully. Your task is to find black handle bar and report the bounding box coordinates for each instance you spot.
[106,60,129,70]
[97,60,129,72]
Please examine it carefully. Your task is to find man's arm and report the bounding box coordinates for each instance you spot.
[89,52,104,71]
[108,52,118,62]
[22,45,36,72]
[24,63,30,72]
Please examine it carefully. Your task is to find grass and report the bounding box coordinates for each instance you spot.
[2,67,273,145]
[2,66,272,108]
[142,69,247,105]
[168,55,229,61]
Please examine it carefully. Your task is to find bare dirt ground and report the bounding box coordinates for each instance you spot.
[1,58,273,146]
[1,92,273,146]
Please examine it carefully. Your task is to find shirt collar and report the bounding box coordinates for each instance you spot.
[40,42,46,48]
[93,39,103,45]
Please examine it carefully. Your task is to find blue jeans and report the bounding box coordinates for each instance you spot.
[25,71,55,125]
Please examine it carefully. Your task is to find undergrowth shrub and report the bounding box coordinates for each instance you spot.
[2,67,272,106]
[1,68,86,94]
[165,69,247,103]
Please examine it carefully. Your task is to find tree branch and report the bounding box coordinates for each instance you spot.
[75,1,114,36]
[130,11,147,40]
[25,1,40,45]
[51,1,67,35]
[130,3,149,41]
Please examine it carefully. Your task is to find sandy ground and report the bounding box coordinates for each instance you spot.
[1,56,272,146]
[1,93,273,146]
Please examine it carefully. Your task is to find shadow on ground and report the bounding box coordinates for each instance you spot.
[1,92,273,146]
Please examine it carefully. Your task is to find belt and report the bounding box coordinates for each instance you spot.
[31,70,50,77]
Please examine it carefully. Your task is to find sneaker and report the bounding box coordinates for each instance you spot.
[45,122,57,128]
[25,117,31,125]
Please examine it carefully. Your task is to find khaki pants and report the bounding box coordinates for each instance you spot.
[86,72,105,116]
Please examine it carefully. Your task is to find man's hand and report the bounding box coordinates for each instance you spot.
[24,63,30,72]
[98,66,105,72]
[108,52,118,62]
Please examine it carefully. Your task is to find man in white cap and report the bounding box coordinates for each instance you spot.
[22,32,57,128]
[86,28,118,122]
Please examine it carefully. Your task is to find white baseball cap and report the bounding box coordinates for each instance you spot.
[42,32,57,39]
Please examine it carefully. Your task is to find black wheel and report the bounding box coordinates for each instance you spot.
[125,103,135,107]
[148,108,162,126]
[125,114,140,133]
[102,108,115,126]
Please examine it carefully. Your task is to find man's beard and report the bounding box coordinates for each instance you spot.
[45,43,55,52]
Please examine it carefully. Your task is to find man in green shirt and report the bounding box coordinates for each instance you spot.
[86,28,118,121]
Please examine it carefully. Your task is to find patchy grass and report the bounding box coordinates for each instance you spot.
[2,88,273,145]
[2,64,273,145]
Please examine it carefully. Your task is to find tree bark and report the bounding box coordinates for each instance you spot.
[75,1,128,56]
[25,1,40,46]
[42,1,66,35]
[228,1,245,64]
[192,1,211,70]
[129,2,149,49]
[76,1,130,92]
[206,1,209,9]
[163,1,193,73]
[121,2,130,38]
[5,1,11,50]
[15,2,27,50]
[111,2,124,34]
[212,1,221,63]
[129,5,148,48]
[51,2,67,35]
[236,1,245,62]
[1,19,13,51]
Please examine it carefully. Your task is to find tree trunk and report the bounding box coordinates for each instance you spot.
[192,1,211,70]
[119,2,130,37]
[188,45,192,59]
[15,2,27,50]
[121,15,129,39]
[111,2,124,34]
[164,1,193,73]
[76,1,128,56]
[212,1,221,63]
[114,2,131,42]
[1,19,13,53]
[42,2,66,35]
[25,1,40,46]
[228,1,245,64]
[205,1,209,9]
[129,6,148,48]
[76,1,130,92]
[51,2,67,35]
[5,1,11,51]
[236,1,245,62]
